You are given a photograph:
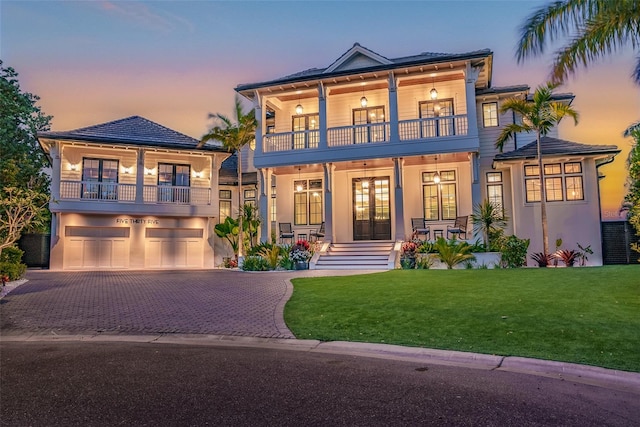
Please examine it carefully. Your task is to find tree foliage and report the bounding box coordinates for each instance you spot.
[0,62,52,250]
[626,129,640,252]
[516,0,640,85]
[496,82,579,256]
[200,95,257,257]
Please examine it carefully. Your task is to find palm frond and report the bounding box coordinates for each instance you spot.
[495,122,530,152]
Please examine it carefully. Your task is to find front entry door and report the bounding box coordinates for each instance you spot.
[353,177,391,240]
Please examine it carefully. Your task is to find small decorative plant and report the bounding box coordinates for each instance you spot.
[433,237,475,269]
[290,240,311,262]
[500,235,530,268]
[554,249,578,267]
[400,241,418,269]
[576,243,593,266]
[531,252,553,267]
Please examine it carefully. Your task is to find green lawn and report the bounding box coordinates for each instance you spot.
[285,266,640,372]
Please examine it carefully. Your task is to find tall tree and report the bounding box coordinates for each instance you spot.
[516,0,640,85]
[199,96,257,258]
[496,82,579,257]
[0,62,52,251]
[625,128,640,256]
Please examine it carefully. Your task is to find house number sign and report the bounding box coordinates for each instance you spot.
[116,218,159,225]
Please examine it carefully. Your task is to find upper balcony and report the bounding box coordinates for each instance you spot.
[236,43,491,168]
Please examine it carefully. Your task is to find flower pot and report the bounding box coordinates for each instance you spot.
[295,261,309,270]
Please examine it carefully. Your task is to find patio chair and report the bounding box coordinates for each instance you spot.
[279,222,295,244]
[310,222,325,242]
[447,215,468,240]
[411,218,430,241]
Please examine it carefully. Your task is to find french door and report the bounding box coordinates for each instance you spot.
[353,176,391,240]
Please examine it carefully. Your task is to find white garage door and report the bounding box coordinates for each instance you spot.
[64,227,130,269]
[145,228,203,268]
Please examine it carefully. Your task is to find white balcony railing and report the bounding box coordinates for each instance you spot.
[399,115,468,141]
[143,185,211,205]
[264,130,319,153]
[59,181,211,205]
[60,181,136,202]
[328,122,390,147]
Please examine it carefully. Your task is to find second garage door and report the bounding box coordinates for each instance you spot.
[145,228,203,268]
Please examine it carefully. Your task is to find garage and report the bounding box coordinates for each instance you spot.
[63,226,130,269]
[145,228,203,268]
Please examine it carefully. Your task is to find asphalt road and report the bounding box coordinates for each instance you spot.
[2,341,639,427]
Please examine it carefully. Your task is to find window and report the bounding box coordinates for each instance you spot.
[486,172,504,213]
[219,189,231,222]
[244,188,256,207]
[158,163,190,203]
[292,114,319,149]
[81,158,119,200]
[422,170,457,220]
[524,162,584,203]
[419,99,455,137]
[270,176,277,223]
[353,106,386,143]
[482,102,499,127]
[293,179,323,225]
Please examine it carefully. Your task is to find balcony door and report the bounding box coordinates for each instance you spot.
[419,99,454,137]
[353,177,391,240]
[158,163,190,203]
[353,106,385,143]
[82,158,118,200]
[292,114,319,149]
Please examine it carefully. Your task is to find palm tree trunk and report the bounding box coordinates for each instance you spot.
[237,149,243,259]
[537,132,549,256]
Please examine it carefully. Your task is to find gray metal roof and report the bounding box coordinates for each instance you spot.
[494,136,620,161]
[476,85,530,96]
[38,116,224,152]
[236,43,492,92]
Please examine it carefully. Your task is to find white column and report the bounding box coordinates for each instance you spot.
[254,90,263,155]
[135,148,145,204]
[318,82,328,150]
[393,157,406,240]
[259,167,271,242]
[388,72,399,142]
[470,152,481,214]
[50,141,61,201]
[465,62,480,138]
[323,162,334,243]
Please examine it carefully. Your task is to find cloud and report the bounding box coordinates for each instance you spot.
[97,1,194,33]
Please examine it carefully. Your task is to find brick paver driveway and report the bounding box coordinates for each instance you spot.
[0,270,335,339]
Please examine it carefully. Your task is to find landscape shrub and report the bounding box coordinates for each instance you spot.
[241,255,270,271]
[0,261,26,281]
[0,246,24,264]
[500,235,530,268]
[434,238,475,269]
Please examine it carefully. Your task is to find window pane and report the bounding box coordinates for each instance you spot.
[423,185,438,220]
[440,170,455,182]
[244,189,256,199]
[219,200,231,222]
[102,160,119,182]
[564,162,582,174]
[486,172,502,183]
[270,197,277,222]
[219,190,232,199]
[294,180,307,191]
[526,178,540,202]
[175,165,190,187]
[422,172,436,183]
[82,159,100,181]
[354,181,369,221]
[309,190,323,225]
[374,179,390,220]
[544,163,561,175]
[441,183,457,220]
[158,164,173,186]
[309,179,322,190]
[524,165,539,177]
[483,102,498,127]
[545,177,563,201]
[487,184,503,211]
[294,192,308,225]
[566,176,584,200]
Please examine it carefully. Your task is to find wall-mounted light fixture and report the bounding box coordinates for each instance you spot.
[192,170,203,179]
[122,166,133,174]
[144,167,155,176]
[69,163,79,171]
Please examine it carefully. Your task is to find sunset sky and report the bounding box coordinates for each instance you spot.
[2,0,638,217]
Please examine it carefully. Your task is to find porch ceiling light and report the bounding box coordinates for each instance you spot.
[296,167,303,192]
[295,103,303,115]
[362,162,369,189]
[360,84,368,107]
[433,156,441,184]
[430,76,438,100]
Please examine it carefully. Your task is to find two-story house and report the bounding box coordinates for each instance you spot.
[38,116,230,270]
[235,43,619,268]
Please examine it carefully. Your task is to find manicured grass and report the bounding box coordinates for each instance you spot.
[285,266,640,372]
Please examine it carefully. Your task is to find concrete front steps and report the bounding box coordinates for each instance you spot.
[311,241,397,270]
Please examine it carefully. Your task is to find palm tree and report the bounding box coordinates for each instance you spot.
[516,0,640,85]
[495,82,579,256]
[200,95,257,258]
[470,200,508,251]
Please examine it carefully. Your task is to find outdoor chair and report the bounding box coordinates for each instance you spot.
[411,218,430,241]
[279,222,295,244]
[447,215,468,240]
[310,222,325,242]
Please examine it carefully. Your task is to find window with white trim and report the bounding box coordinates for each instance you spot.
[482,102,499,127]
[219,189,232,222]
[486,172,504,213]
[293,179,323,225]
[524,161,585,203]
[422,170,457,220]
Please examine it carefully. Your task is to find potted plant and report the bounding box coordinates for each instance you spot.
[290,240,311,270]
[400,241,418,269]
